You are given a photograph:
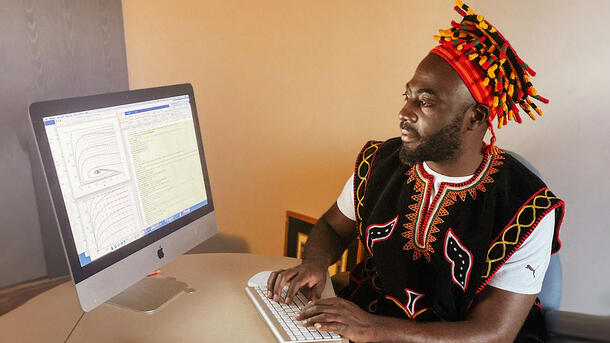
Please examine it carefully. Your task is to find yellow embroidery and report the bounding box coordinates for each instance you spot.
[482,189,558,278]
[356,142,382,236]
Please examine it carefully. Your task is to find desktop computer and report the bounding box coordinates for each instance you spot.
[29,83,345,342]
[29,84,217,312]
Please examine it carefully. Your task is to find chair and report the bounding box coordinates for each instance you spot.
[505,150,562,312]
[507,150,610,342]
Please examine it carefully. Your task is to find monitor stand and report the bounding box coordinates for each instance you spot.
[106,277,188,314]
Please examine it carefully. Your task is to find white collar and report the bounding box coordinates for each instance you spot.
[422,162,473,183]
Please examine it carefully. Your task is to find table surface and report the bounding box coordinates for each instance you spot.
[0,253,341,343]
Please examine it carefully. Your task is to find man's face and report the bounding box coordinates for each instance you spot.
[398,54,474,166]
[399,107,467,166]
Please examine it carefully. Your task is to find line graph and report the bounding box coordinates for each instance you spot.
[57,117,130,198]
[79,184,140,258]
[70,123,123,185]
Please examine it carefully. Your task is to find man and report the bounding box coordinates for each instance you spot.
[268,2,564,342]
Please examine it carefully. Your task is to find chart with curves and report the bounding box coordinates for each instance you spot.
[57,117,130,198]
[78,184,140,258]
[72,123,122,184]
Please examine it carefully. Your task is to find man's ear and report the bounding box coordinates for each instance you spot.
[467,103,490,130]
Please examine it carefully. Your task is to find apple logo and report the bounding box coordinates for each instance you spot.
[157,246,165,259]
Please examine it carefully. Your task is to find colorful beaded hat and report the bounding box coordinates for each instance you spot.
[430,0,549,153]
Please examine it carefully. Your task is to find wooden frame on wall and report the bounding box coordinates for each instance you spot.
[284,211,364,276]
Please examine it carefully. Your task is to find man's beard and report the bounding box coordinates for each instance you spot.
[399,111,465,166]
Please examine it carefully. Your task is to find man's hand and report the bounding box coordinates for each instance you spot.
[294,287,537,343]
[267,203,357,304]
[266,261,327,304]
[296,297,379,343]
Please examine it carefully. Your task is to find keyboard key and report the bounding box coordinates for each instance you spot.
[297,293,308,303]
[247,286,342,342]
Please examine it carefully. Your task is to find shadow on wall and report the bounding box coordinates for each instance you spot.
[187,233,251,254]
[0,0,129,287]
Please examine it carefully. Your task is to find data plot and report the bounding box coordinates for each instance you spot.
[57,117,130,198]
[71,123,123,185]
[78,184,140,260]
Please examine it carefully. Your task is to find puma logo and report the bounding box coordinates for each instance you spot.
[526,264,538,278]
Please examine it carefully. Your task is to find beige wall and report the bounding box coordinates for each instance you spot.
[122,0,610,315]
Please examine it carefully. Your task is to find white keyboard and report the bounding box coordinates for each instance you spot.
[245,285,343,343]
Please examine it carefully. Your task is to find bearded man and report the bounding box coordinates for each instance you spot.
[267,2,564,342]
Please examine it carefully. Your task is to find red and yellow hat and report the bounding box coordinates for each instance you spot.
[430,0,549,154]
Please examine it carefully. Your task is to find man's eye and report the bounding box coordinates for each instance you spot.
[402,92,409,100]
[420,100,432,107]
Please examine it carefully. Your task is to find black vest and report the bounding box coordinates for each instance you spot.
[341,138,564,340]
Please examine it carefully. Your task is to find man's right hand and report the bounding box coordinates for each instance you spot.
[267,203,357,304]
[266,261,327,304]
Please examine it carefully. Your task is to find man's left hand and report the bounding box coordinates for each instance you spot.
[296,297,379,343]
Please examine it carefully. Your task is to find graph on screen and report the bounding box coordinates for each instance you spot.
[77,184,141,261]
[72,123,122,184]
[41,93,210,267]
[57,117,130,198]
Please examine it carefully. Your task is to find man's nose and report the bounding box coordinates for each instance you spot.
[399,102,417,124]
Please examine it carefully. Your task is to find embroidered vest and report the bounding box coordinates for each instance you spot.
[343,138,564,336]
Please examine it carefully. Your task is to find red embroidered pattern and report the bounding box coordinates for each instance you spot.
[402,154,504,262]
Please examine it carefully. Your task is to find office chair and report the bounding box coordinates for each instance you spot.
[504,150,562,312]
[507,150,610,342]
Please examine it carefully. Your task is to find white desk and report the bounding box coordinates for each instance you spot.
[0,253,337,342]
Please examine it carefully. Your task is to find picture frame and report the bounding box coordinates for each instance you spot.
[284,211,363,276]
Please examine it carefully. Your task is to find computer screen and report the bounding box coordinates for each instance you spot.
[30,84,217,312]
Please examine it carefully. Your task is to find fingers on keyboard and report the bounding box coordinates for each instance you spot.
[253,286,341,341]
[272,270,296,302]
[266,271,280,298]
[285,280,302,304]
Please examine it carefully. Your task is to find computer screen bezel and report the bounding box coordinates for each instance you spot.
[29,83,214,284]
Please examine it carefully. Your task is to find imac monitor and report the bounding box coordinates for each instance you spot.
[29,84,217,312]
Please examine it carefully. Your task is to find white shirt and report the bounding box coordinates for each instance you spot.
[336,162,555,295]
